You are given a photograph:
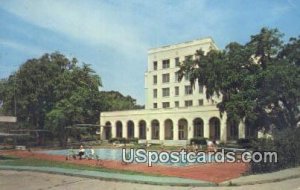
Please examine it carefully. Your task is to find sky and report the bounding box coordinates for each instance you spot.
[0,0,300,105]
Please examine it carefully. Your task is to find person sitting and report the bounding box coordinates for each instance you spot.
[207,140,217,152]
[78,145,85,160]
[192,142,199,152]
[86,147,95,160]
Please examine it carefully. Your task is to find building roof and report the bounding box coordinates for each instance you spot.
[148,37,218,54]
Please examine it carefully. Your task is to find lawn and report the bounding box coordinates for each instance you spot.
[0,155,161,177]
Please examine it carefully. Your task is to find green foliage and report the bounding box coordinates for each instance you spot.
[99,91,144,111]
[249,138,278,173]
[250,128,300,173]
[179,27,300,131]
[0,52,142,146]
[190,137,207,145]
[273,128,300,168]
[0,53,102,128]
[108,137,139,144]
[109,137,123,143]
[129,138,139,144]
[236,138,256,149]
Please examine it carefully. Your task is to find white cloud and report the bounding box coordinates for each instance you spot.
[271,4,291,16]
[0,0,149,61]
[0,38,45,55]
[0,0,229,62]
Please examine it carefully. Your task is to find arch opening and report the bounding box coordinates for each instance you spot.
[178,119,188,140]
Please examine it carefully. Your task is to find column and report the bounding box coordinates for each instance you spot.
[203,120,209,139]
[111,123,116,138]
[100,126,104,140]
[122,122,127,138]
[146,121,151,140]
[173,122,178,140]
[134,121,139,138]
[159,120,165,141]
[220,116,227,142]
[238,119,246,139]
[99,119,103,140]
[188,119,194,139]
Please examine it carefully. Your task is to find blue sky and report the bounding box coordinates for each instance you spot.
[0,0,300,105]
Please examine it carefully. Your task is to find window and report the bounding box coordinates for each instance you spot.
[199,85,203,93]
[153,61,157,70]
[175,86,179,96]
[162,73,170,83]
[153,89,157,98]
[185,55,193,61]
[175,71,180,82]
[153,103,157,108]
[175,101,179,107]
[162,102,170,108]
[153,75,157,84]
[185,85,193,95]
[198,99,204,106]
[162,59,170,69]
[175,57,180,67]
[162,88,170,97]
[185,100,193,107]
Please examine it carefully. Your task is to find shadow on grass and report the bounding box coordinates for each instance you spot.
[0,155,19,160]
[1,157,162,177]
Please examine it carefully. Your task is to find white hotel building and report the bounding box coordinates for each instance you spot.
[100,38,253,145]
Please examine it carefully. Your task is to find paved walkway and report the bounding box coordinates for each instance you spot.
[2,170,300,190]
[0,165,213,186]
[221,166,300,186]
[1,164,300,186]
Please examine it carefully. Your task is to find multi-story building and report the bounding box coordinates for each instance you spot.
[100,37,250,145]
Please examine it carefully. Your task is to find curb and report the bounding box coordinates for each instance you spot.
[219,174,300,186]
[0,166,215,187]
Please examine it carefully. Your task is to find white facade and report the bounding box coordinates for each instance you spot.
[100,37,247,144]
[145,37,218,109]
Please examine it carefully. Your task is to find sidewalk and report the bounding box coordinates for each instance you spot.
[1,165,300,187]
[0,165,214,187]
[220,166,300,186]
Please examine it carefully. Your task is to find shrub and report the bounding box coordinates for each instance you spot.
[108,137,128,144]
[237,138,256,149]
[249,138,278,173]
[108,138,118,143]
[273,128,300,168]
[3,137,14,145]
[249,127,300,174]
[128,138,139,144]
[190,137,207,145]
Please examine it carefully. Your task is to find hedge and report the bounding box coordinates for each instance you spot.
[190,137,207,145]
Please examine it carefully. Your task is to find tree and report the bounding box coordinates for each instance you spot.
[0,52,144,146]
[99,91,144,111]
[0,52,103,145]
[179,28,300,131]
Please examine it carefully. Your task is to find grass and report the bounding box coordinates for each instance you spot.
[0,155,18,160]
[0,155,161,177]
